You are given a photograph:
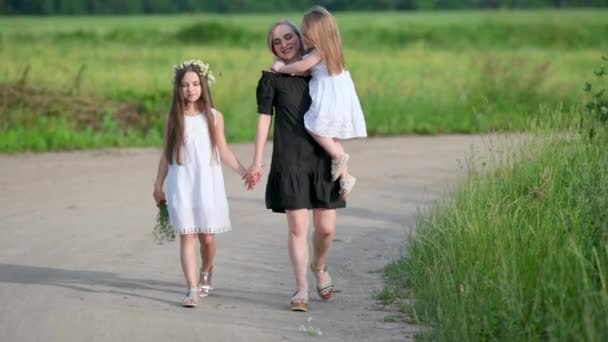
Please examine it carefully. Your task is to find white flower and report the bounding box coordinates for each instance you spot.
[174,59,217,87]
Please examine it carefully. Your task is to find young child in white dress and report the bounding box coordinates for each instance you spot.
[272,6,367,198]
[153,59,249,307]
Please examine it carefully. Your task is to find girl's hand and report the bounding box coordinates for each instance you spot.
[153,185,166,206]
[243,174,256,190]
[271,60,285,72]
[245,164,263,190]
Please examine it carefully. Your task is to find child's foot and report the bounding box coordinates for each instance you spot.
[182,288,199,307]
[339,175,356,198]
[331,153,349,181]
[198,267,213,298]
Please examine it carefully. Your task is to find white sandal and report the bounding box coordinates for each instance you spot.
[182,288,199,307]
[331,153,350,181]
[339,175,356,198]
[198,267,213,298]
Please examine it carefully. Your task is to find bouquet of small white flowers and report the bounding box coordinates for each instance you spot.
[153,200,175,243]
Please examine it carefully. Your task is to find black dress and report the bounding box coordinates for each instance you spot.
[256,70,346,213]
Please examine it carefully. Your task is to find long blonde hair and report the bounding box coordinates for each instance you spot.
[301,6,345,76]
[164,64,217,165]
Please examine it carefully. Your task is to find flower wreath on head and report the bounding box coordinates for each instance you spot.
[173,59,216,87]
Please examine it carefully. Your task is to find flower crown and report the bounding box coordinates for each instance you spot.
[173,59,216,87]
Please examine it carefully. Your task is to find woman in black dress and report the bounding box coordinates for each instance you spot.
[247,19,345,312]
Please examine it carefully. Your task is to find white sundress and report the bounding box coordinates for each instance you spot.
[165,111,231,235]
[304,62,368,140]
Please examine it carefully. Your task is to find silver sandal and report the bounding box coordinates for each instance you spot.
[198,266,213,298]
[182,288,199,307]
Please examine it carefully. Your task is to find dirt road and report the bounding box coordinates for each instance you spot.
[0,136,489,341]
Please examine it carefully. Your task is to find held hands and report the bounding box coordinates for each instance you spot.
[243,163,263,190]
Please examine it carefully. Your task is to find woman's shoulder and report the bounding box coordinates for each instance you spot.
[258,69,309,83]
[257,70,277,86]
[260,69,277,78]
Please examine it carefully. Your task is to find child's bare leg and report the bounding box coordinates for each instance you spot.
[180,234,198,288]
[307,130,344,159]
[198,233,216,272]
[198,233,215,296]
[307,129,352,181]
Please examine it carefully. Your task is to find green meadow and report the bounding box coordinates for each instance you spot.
[381,52,608,340]
[1,10,606,151]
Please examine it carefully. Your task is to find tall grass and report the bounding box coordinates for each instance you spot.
[385,103,608,340]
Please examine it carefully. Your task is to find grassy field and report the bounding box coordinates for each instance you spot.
[384,116,608,340]
[1,10,606,152]
[380,53,608,340]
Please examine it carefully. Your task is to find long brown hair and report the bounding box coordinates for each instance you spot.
[164,64,217,165]
[301,6,345,76]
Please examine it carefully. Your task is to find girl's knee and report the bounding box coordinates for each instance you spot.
[180,234,196,242]
[199,233,215,245]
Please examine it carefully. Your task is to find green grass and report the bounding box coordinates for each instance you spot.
[384,107,608,340]
[0,10,606,152]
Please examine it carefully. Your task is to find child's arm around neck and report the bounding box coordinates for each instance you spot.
[274,50,321,75]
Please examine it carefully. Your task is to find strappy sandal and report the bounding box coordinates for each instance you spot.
[182,288,199,307]
[198,266,213,298]
[331,153,350,181]
[290,288,309,312]
[339,175,356,198]
[311,264,336,301]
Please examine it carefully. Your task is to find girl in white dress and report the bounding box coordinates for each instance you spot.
[272,6,367,198]
[153,59,249,307]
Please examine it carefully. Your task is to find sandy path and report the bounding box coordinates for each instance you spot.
[0,135,490,342]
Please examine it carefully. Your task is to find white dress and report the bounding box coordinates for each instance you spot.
[304,63,368,140]
[165,111,231,235]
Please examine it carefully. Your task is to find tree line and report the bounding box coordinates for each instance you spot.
[1,0,607,15]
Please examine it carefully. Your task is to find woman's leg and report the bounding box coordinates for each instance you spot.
[198,233,215,273]
[311,208,337,299]
[311,208,336,270]
[286,209,310,296]
[179,234,199,288]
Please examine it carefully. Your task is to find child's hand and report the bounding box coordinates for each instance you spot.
[271,60,285,73]
[153,186,166,206]
[244,174,257,190]
[245,164,263,190]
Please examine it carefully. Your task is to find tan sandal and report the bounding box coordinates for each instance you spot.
[290,288,309,312]
[182,288,199,307]
[198,266,213,298]
[311,264,336,301]
[331,153,350,181]
[339,175,356,198]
